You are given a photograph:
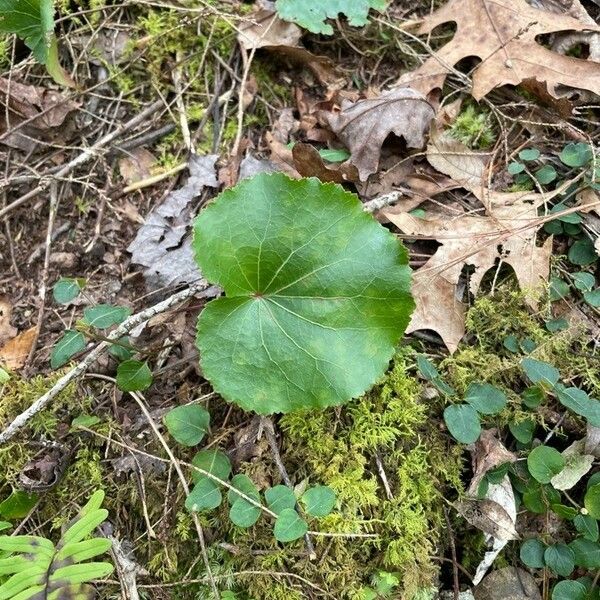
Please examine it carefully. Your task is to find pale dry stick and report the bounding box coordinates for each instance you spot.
[0,100,165,221]
[0,279,216,444]
[122,162,187,194]
[260,416,317,560]
[374,453,393,501]
[173,50,194,153]
[25,180,60,368]
[129,390,219,599]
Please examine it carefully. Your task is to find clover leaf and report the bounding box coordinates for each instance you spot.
[193,174,414,414]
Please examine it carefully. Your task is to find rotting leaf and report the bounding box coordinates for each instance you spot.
[193,173,414,414]
[128,154,218,291]
[0,326,36,370]
[323,88,435,181]
[396,0,600,100]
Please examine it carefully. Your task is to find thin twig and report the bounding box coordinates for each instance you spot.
[130,391,219,599]
[260,416,317,560]
[0,280,218,444]
[444,507,460,600]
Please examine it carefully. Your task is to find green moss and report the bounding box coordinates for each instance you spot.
[449,103,495,149]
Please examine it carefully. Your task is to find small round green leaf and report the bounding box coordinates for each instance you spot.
[569,238,597,266]
[545,318,568,333]
[555,384,600,427]
[185,479,222,512]
[574,514,599,541]
[465,382,507,415]
[584,289,600,308]
[444,404,481,444]
[301,485,336,517]
[559,143,592,168]
[273,508,308,542]
[521,358,560,388]
[521,386,545,409]
[569,538,600,568]
[163,405,210,447]
[227,474,260,505]
[549,277,570,301]
[229,498,261,528]
[51,330,86,368]
[108,337,134,361]
[584,484,600,519]
[572,272,595,292]
[520,538,546,568]
[508,161,525,175]
[523,484,560,514]
[535,165,557,184]
[116,360,152,392]
[527,445,565,484]
[53,278,84,304]
[552,580,586,600]
[191,449,232,484]
[319,148,351,162]
[544,543,575,577]
[519,148,540,162]
[265,485,297,515]
[509,418,535,444]
[193,174,414,414]
[82,304,131,328]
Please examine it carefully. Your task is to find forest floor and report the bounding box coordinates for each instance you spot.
[1,0,600,599]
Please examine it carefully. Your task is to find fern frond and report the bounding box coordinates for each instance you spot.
[0,490,113,600]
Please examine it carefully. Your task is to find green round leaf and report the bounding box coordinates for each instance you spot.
[509,418,535,444]
[108,337,134,361]
[527,445,565,484]
[319,148,351,162]
[549,277,570,301]
[544,543,575,577]
[559,143,592,168]
[0,491,38,519]
[163,405,210,447]
[273,508,308,542]
[535,165,557,185]
[301,485,336,517]
[570,538,600,568]
[116,360,152,392]
[443,404,481,444]
[51,330,86,369]
[227,474,260,505]
[569,238,597,266]
[521,386,545,409]
[229,498,261,528]
[520,538,546,568]
[523,484,560,514]
[584,289,600,308]
[554,384,600,427]
[193,174,414,414]
[551,504,579,519]
[574,514,599,542]
[503,335,520,353]
[465,382,507,415]
[521,358,560,388]
[53,278,84,304]
[185,479,222,512]
[552,580,586,600]
[82,304,131,329]
[572,272,595,292]
[265,485,297,515]
[544,220,563,235]
[275,0,385,34]
[545,318,568,333]
[508,161,525,175]
[519,148,541,162]
[588,472,600,489]
[584,484,600,519]
[416,354,439,380]
[191,449,232,484]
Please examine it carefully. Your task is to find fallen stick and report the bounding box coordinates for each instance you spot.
[0,279,218,444]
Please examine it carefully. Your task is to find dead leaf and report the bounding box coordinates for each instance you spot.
[0,78,79,152]
[127,154,218,290]
[265,132,301,177]
[239,154,279,180]
[237,10,339,85]
[468,430,516,495]
[386,187,555,351]
[322,87,435,181]
[396,0,600,100]
[0,298,17,346]
[119,148,157,185]
[291,143,359,183]
[0,327,37,370]
[426,129,489,197]
[456,497,518,541]
[550,439,594,490]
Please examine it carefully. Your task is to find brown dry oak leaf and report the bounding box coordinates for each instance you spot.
[396,0,600,100]
[323,87,435,181]
[386,193,554,352]
[0,326,37,370]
